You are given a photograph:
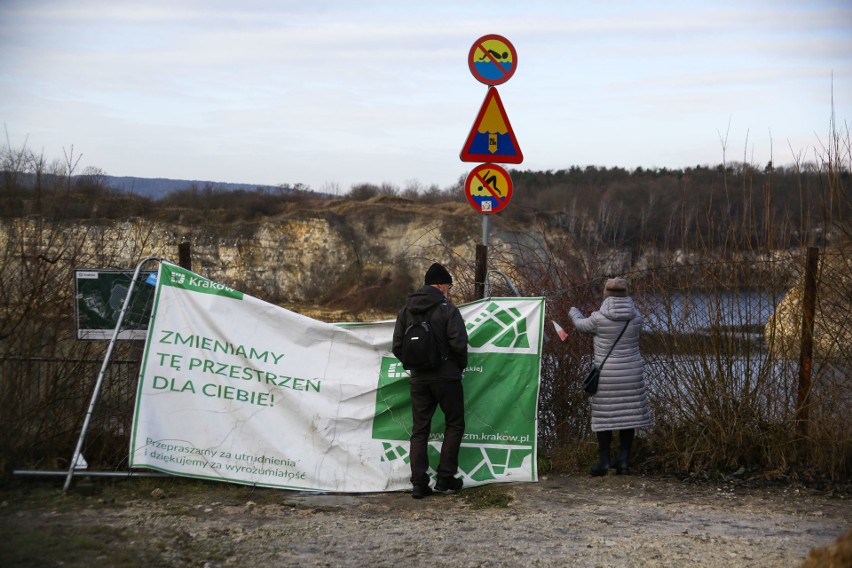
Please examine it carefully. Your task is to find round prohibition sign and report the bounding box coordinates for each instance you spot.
[465,163,513,215]
[468,34,517,86]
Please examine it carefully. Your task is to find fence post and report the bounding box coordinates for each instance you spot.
[178,241,192,271]
[475,244,487,300]
[795,246,819,439]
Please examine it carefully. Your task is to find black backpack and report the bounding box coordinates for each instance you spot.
[399,305,444,371]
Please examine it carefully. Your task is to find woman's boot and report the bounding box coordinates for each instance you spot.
[591,431,612,476]
[616,428,635,475]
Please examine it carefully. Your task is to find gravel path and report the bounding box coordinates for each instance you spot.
[2,474,850,567]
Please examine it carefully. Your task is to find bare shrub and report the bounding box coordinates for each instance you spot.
[0,215,165,476]
[483,129,850,481]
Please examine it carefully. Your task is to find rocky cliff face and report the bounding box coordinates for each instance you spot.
[5,198,844,340]
[765,250,852,361]
[2,197,543,318]
[175,198,519,312]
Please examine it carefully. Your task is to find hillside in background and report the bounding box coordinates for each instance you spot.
[100,176,289,200]
[3,162,847,254]
[2,172,295,201]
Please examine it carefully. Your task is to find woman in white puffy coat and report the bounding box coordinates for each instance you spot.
[569,277,651,475]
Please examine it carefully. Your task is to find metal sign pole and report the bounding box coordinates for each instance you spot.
[482,215,490,247]
[465,35,520,301]
[482,216,490,297]
[63,256,162,492]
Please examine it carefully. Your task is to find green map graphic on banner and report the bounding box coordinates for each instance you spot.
[373,301,540,483]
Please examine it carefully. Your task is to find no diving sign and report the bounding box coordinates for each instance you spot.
[468,34,517,86]
[465,163,513,215]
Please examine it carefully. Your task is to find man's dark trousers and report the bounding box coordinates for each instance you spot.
[409,381,465,485]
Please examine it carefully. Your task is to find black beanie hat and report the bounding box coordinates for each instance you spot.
[424,263,453,285]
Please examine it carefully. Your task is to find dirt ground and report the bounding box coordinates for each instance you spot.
[1,473,850,567]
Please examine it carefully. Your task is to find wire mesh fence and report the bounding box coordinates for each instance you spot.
[532,247,851,479]
[0,357,141,473]
[0,238,849,481]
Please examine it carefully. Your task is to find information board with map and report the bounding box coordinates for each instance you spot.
[74,269,156,340]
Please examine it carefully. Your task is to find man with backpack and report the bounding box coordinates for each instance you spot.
[392,263,469,499]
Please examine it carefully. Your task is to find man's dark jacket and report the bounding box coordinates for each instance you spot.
[392,285,468,383]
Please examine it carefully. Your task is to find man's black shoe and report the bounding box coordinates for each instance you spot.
[434,476,463,492]
[412,484,433,499]
[590,463,610,477]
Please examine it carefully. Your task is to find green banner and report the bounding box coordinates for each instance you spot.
[131,261,543,492]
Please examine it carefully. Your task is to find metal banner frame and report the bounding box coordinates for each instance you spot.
[62,256,163,491]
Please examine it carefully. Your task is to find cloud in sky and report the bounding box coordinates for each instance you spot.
[1,0,850,193]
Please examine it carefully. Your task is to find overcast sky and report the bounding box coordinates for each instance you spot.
[1,1,850,193]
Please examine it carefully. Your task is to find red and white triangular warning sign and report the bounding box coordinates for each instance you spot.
[460,87,523,164]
